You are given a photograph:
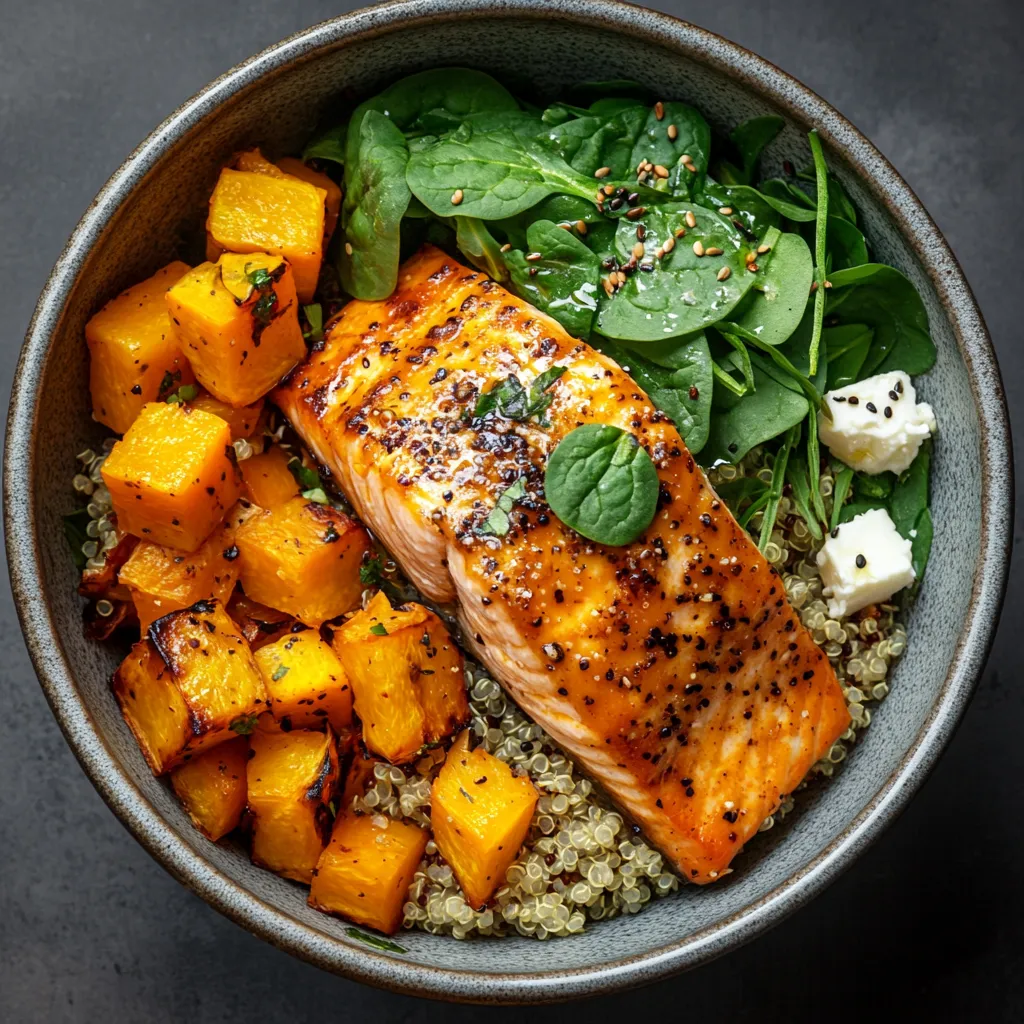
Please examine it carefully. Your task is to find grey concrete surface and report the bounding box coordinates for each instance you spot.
[1,0,1022,1020]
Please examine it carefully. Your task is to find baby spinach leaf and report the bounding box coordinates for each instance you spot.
[728,116,785,184]
[454,217,508,282]
[596,203,758,342]
[727,229,811,345]
[418,108,543,138]
[503,220,601,337]
[823,323,873,390]
[698,181,782,240]
[545,424,659,546]
[547,105,648,179]
[475,478,528,538]
[365,67,519,135]
[594,333,713,454]
[825,264,936,376]
[629,102,711,197]
[701,352,810,465]
[541,102,592,126]
[824,216,868,270]
[760,178,816,215]
[339,110,411,300]
[302,123,347,165]
[406,129,598,219]
[711,357,750,398]
[63,508,90,570]
[909,507,933,582]
[889,444,931,541]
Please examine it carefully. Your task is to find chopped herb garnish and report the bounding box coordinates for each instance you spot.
[289,457,323,492]
[157,369,181,399]
[345,927,407,954]
[475,478,527,538]
[369,622,389,636]
[165,383,199,404]
[302,487,329,505]
[360,556,384,586]
[271,664,290,682]
[246,267,274,289]
[303,303,325,344]
[229,713,259,735]
[474,366,566,424]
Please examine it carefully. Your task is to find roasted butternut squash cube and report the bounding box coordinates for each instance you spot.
[171,736,249,840]
[207,167,326,303]
[431,732,538,909]
[234,497,370,626]
[189,391,263,440]
[118,522,240,631]
[247,726,341,882]
[309,813,427,934]
[167,253,306,408]
[86,261,195,434]
[253,632,353,732]
[240,445,300,508]
[277,158,341,243]
[101,401,241,552]
[227,592,296,651]
[113,600,267,774]
[332,591,469,764]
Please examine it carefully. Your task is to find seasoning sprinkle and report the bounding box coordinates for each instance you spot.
[718,206,733,215]
[716,266,731,281]
[654,100,665,120]
[525,252,543,262]
[705,247,723,256]
[632,242,645,259]
[848,396,859,406]
[576,220,588,235]
[747,262,759,273]
[636,225,646,241]
[451,189,464,205]
[344,242,353,256]
[594,166,612,179]
[685,211,697,228]
[500,243,511,252]
[757,243,772,254]
[667,123,678,140]
[662,235,675,253]
[884,406,893,418]
[856,554,867,569]
[692,240,705,257]
[653,164,669,179]
[625,206,646,221]
[674,226,687,238]
[865,402,877,413]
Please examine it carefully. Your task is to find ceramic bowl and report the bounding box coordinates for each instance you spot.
[4,0,1012,1003]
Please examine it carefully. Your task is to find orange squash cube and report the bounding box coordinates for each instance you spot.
[234,497,370,626]
[253,632,353,732]
[101,401,241,552]
[309,813,428,934]
[232,149,340,244]
[188,390,263,440]
[170,736,249,840]
[332,592,469,765]
[86,261,194,434]
[430,732,538,909]
[247,726,341,882]
[207,167,326,303]
[240,446,300,508]
[112,599,267,774]
[277,157,341,243]
[118,521,240,631]
[167,252,307,408]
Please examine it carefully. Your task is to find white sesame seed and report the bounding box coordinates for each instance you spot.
[451,189,464,205]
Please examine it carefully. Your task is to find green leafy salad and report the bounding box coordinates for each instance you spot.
[303,68,935,575]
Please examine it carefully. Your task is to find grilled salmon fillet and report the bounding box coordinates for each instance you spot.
[275,245,850,884]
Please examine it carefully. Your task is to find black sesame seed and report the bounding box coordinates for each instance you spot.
[895,379,904,393]
[609,196,624,210]
[856,554,866,568]
[830,527,839,539]
[832,395,847,402]
[848,396,859,406]
[884,406,893,418]
[889,390,899,401]
[865,402,877,413]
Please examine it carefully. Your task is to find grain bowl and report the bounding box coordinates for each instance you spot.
[4,0,1011,1002]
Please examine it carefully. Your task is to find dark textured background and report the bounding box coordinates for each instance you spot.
[2,1,1022,1020]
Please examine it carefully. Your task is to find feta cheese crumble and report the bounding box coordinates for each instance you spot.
[816,508,915,617]
[818,370,935,475]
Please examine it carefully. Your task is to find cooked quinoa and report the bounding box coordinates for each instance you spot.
[70,439,908,940]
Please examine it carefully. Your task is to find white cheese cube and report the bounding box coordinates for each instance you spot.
[816,508,915,618]
[817,370,935,475]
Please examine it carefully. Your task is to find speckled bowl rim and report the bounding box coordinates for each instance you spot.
[4,0,1013,1003]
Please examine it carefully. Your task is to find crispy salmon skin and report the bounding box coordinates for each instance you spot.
[275,245,850,884]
